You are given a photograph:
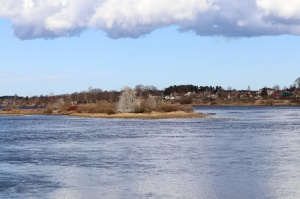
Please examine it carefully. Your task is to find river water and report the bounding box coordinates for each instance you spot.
[1,106,300,199]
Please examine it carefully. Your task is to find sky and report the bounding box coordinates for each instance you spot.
[1,0,300,96]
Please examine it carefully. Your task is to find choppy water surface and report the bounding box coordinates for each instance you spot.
[1,106,300,199]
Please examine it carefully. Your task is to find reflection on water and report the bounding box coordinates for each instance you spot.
[1,106,300,198]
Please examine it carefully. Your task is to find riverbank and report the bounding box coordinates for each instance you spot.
[1,99,299,119]
[193,99,300,106]
[0,109,206,119]
[0,109,44,116]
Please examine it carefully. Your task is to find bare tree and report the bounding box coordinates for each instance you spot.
[117,87,136,112]
[295,77,300,88]
[273,85,280,91]
[147,94,157,110]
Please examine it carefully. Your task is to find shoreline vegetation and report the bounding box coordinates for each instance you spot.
[0,111,206,119]
[0,102,207,119]
[1,84,300,119]
[0,99,299,119]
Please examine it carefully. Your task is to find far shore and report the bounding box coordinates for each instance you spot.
[193,99,300,106]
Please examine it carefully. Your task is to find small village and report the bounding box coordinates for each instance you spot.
[1,83,300,109]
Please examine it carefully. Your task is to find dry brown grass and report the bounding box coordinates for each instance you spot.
[0,101,202,119]
[253,99,293,106]
[0,109,44,115]
[155,103,194,113]
[0,108,205,119]
[77,102,116,115]
[44,104,53,114]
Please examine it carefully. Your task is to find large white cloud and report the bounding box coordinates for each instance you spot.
[1,0,300,39]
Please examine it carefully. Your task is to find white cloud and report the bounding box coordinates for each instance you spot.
[1,0,300,39]
[257,0,300,20]
[88,0,212,38]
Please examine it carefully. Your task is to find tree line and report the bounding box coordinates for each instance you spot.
[163,85,223,95]
[2,80,300,106]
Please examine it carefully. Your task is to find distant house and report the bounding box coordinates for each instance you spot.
[207,94,218,100]
[260,88,274,97]
[282,92,293,97]
[164,93,181,100]
[266,89,275,96]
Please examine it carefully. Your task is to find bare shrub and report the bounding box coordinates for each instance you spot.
[180,96,193,104]
[156,103,194,113]
[104,108,115,115]
[77,101,116,114]
[57,103,69,112]
[177,105,194,112]
[133,100,150,113]
[156,104,179,112]
[147,94,157,110]
[44,104,53,114]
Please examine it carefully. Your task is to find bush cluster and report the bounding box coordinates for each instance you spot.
[44,104,53,114]
[77,102,116,115]
[156,103,193,113]
[180,96,193,104]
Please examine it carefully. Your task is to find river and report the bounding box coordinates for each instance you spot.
[1,106,300,198]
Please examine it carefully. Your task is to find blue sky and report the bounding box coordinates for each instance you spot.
[1,0,300,96]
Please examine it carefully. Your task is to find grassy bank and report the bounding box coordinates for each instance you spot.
[0,109,205,119]
[0,109,44,116]
[0,102,205,119]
